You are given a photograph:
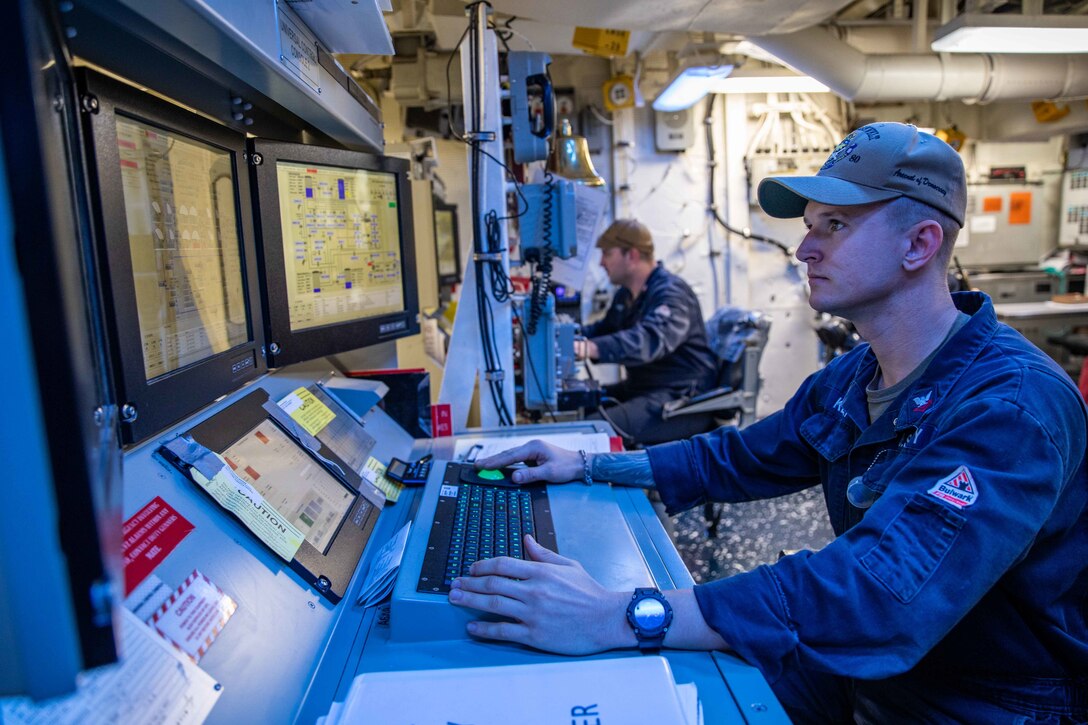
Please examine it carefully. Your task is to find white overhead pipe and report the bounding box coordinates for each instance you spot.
[748,26,1088,102]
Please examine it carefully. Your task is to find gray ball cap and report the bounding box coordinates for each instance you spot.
[757,123,967,227]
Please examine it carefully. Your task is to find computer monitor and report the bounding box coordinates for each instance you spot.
[432,196,461,287]
[249,140,420,367]
[81,70,265,444]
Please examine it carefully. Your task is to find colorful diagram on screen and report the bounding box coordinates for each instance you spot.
[276,161,406,331]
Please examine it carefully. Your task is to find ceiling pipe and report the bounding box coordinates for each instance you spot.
[747,26,1088,102]
[912,0,928,53]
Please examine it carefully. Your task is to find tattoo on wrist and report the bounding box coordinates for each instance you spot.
[590,451,655,487]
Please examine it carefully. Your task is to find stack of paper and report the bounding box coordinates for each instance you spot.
[1,609,222,724]
[318,655,700,725]
[356,522,411,607]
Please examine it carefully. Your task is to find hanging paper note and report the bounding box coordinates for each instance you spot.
[278,386,336,436]
[363,456,403,504]
[191,461,305,561]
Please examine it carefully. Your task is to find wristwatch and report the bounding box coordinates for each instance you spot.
[625,587,673,652]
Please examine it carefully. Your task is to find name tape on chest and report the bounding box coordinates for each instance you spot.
[927,465,979,508]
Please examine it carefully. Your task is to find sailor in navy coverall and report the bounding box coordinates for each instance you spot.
[578,218,717,445]
[451,124,1088,722]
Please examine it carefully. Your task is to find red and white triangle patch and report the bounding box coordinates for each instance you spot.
[927,465,979,508]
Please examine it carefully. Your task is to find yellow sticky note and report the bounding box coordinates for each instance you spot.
[363,456,403,504]
[278,387,336,436]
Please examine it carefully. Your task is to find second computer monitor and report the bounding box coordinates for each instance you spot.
[432,196,461,287]
[250,141,420,367]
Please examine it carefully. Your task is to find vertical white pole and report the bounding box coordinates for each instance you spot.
[438,8,514,430]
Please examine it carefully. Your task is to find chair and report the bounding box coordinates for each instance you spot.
[661,307,771,429]
[660,307,770,538]
[1046,331,1088,402]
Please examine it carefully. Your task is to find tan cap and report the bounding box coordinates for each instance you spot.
[596,219,654,255]
[758,122,966,227]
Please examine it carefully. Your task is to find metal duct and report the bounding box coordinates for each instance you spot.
[748,26,1088,102]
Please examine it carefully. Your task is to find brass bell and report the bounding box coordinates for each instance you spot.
[546,119,605,187]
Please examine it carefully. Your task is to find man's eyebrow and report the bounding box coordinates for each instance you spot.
[805,207,860,224]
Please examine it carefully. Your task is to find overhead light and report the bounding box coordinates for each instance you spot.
[713,73,830,95]
[653,65,830,110]
[652,65,735,112]
[931,13,1088,53]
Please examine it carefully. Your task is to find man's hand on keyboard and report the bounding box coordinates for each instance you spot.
[447,534,632,655]
[476,441,582,485]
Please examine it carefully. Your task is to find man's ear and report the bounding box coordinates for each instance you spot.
[902,220,944,272]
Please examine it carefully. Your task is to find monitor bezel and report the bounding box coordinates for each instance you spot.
[249,140,420,368]
[432,195,462,287]
[80,70,266,445]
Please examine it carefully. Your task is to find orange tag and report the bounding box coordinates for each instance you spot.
[1009,192,1032,225]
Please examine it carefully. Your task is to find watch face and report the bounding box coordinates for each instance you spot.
[633,597,667,631]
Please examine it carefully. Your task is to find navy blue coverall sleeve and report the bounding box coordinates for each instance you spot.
[646,365,1086,682]
[588,286,701,367]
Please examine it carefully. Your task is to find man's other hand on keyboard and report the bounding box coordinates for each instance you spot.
[448,534,630,655]
[475,441,581,485]
[448,534,730,655]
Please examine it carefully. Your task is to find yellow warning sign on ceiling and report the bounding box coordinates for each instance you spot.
[572,27,630,58]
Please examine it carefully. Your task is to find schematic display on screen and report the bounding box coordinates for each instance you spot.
[221,419,354,554]
[276,161,406,331]
[115,117,248,381]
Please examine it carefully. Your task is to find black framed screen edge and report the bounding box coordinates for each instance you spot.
[79,69,265,445]
[249,139,421,368]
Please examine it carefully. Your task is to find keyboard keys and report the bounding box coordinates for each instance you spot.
[444,482,536,584]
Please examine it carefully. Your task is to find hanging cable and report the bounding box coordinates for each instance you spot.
[703,96,794,260]
[703,97,723,308]
[512,312,558,423]
[526,171,555,335]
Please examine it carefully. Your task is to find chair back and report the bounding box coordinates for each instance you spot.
[706,307,770,390]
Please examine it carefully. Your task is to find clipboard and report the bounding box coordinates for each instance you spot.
[157,388,383,604]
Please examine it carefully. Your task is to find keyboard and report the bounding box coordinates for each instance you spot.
[416,463,558,594]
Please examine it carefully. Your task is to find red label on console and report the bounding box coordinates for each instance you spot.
[431,403,453,437]
[122,496,195,595]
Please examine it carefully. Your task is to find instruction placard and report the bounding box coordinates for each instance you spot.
[150,569,237,663]
[122,497,194,595]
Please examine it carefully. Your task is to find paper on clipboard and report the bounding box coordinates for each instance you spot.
[550,184,609,289]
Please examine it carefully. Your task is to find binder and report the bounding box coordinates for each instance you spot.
[323,656,699,725]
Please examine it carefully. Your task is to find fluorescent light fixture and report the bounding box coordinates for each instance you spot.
[653,65,830,110]
[931,13,1088,53]
[652,65,735,112]
[713,74,830,94]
